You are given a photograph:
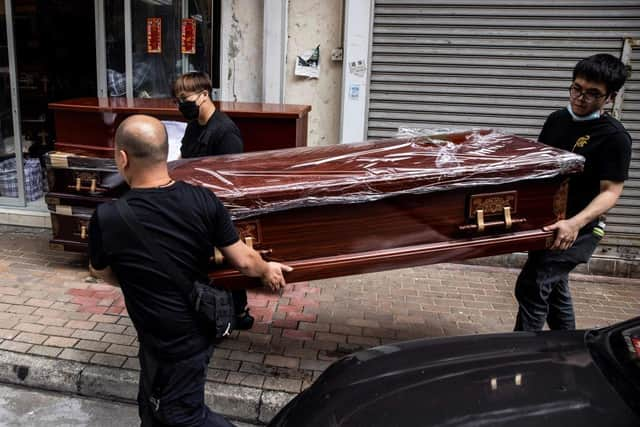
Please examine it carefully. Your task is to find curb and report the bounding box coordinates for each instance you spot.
[0,349,296,425]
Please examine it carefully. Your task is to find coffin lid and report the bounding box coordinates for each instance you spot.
[169,130,584,220]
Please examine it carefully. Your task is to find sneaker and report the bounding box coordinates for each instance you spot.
[235,309,254,330]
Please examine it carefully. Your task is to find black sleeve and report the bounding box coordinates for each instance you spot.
[596,132,632,182]
[537,112,556,145]
[211,130,243,155]
[180,122,198,158]
[202,190,239,247]
[88,209,111,270]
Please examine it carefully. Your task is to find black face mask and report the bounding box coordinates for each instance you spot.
[178,100,200,120]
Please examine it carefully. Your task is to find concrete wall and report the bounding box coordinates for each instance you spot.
[220,0,264,102]
[221,0,344,147]
[284,0,344,147]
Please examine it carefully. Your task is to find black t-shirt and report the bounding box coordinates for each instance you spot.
[180,109,243,158]
[89,181,239,361]
[538,109,632,221]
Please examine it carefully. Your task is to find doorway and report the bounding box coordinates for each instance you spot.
[0,0,97,207]
[14,0,97,154]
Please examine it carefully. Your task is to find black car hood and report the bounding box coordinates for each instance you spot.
[270,331,639,427]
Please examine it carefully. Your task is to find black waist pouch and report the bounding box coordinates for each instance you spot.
[191,280,236,338]
[114,199,237,340]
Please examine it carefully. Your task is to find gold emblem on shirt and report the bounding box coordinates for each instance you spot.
[572,135,590,152]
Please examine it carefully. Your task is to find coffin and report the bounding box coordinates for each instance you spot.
[48,97,311,157]
[167,130,584,288]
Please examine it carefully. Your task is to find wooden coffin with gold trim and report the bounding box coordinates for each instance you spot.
[167,130,583,288]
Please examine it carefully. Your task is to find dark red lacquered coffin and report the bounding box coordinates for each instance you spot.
[168,129,584,288]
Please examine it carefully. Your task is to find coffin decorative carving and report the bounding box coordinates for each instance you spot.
[468,191,517,218]
[553,181,569,220]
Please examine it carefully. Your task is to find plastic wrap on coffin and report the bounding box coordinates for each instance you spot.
[168,130,584,289]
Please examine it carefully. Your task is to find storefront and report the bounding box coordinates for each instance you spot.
[0,0,219,225]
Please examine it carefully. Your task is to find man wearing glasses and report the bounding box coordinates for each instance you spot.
[514,53,632,331]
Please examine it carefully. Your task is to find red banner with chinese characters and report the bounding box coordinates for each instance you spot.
[147,17,162,53]
[181,18,196,54]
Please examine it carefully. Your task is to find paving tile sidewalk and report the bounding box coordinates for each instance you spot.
[1,225,639,424]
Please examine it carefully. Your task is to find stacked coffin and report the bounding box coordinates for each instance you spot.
[45,152,125,252]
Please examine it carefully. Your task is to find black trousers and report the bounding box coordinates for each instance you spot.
[231,290,247,315]
[138,344,234,427]
[514,231,601,332]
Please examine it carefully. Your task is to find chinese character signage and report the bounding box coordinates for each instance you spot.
[181,18,196,54]
[147,18,162,53]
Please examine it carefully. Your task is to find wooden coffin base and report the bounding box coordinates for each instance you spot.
[210,229,553,289]
[49,239,91,253]
[48,228,552,289]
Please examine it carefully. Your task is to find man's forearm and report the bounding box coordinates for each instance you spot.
[567,184,623,230]
[232,249,269,278]
[219,240,291,290]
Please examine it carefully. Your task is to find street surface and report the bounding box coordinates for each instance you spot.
[0,383,258,427]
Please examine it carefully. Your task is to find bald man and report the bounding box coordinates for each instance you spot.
[88,115,291,427]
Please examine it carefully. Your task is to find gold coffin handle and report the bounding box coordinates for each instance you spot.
[80,225,87,240]
[73,177,99,192]
[245,236,254,249]
[504,206,512,230]
[477,209,485,232]
[214,248,224,265]
[459,207,525,232]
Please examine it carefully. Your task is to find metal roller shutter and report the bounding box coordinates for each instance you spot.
[367,0,640,248]
[607,43,640,242]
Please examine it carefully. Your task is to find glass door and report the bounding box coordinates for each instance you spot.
[104,0,216,99]
[0,0,25,206]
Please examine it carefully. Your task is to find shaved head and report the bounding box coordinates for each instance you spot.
[115,115,168,165]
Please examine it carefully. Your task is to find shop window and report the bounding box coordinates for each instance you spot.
[105,0,217,98]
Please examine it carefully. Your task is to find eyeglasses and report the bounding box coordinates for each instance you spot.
[569,85,607,103]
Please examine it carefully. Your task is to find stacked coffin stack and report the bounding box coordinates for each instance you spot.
[45,152,124,252]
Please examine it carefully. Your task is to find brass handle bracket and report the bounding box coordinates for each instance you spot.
[459,207,526,232]
[71,178,100,193]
